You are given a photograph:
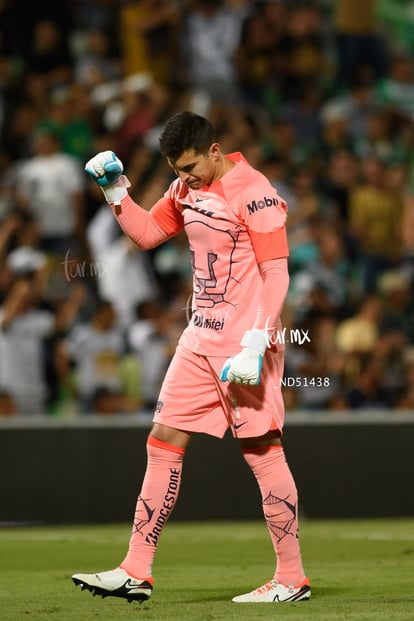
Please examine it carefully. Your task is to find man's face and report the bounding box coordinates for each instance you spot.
[168,144,220,190]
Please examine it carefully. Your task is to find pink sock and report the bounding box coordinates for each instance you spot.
[242,446,306,585]
[120,436,185,579]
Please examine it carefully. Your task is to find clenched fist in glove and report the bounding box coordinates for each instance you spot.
[85,151,130,204]
[220,329,268,385]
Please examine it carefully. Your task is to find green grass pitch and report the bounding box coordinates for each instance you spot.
[0,519,413,621]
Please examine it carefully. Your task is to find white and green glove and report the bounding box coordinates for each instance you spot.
[85,150,130,204]
[220,329,268,385]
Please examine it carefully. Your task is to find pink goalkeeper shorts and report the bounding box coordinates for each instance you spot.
[152,344,285,439]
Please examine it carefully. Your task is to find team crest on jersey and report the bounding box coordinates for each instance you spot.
[155,400,164,415]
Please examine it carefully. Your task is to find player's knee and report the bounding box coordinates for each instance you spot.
[150,423,192,449]
[239,430,282,450]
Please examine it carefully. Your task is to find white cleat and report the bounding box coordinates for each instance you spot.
[232,577,311,603]
[72,567,153,603]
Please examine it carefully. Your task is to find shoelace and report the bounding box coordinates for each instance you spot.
[251,580,278,595]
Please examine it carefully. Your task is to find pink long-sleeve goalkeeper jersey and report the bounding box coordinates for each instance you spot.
[151,152,289,357]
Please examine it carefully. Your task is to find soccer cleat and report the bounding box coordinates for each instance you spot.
[232,577,311,603]
[72,568,153,603]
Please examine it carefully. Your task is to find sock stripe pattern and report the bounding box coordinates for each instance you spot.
[242,445,306,585]
[147,435,186,455]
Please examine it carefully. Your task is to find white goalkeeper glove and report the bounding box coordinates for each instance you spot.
[85,150,131,204]
[220,329,268,385]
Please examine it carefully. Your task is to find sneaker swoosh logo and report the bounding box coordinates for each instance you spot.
[124,579,147,591]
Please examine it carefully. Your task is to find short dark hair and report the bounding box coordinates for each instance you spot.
[159,111,216,160]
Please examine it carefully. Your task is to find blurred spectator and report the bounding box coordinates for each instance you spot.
[321,149,360,261]
[0,0,24,131]
[278,83,323,152]
[73,28,121,89]
[91,386,140,415]
[375,53,414,122]
[353,108,395,163]
[121,140,163,196]
[284,315,344,409]
[23,19,73,105]
[345,353,393,410]
[73,0,118,33]
[153,231,192,285]
[90,73,170,164]
[264,118,309,172]
[1,102,39,160]
[379,269,414,344]
[336,295,382,355]
[56,299,136,413]
[401,190,414,284]
[322,76,378,143]
[0,272,84,415]
[0,213,48,302]
[318,103,354,162]
[0,212,20,284]
[333,0,388,90]
[0,0,23,62]
[289,226,353,321]
[86,203,120,268]
[112,80,158,163]
[372,329,408,403]
[13,127,86,259]
[285,167,321,273]
[128,299,174,410]
[384,161,414,281]
[35,85,97,162]
[7,246,48,290]
[87,207,157,327]
[348,156,404,292]
[394,359,414,409]
[119,0,180,85]
[235,0,286,118]
[181,0,249,105]
[276,2,327,102]
[377,0,414,55]
[261,153,293,205]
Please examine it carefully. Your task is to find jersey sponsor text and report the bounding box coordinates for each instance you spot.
[193,314,225,330]
[247,196,279,214]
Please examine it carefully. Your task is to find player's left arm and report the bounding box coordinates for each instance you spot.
[220,185,289,385]
[219,255,289,386]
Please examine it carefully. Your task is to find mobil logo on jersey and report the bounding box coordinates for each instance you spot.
[247,196,279,214]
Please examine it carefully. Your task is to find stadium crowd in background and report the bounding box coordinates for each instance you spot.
[0,0,413,416]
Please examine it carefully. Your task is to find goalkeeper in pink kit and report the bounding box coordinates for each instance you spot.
[72,111,310,604]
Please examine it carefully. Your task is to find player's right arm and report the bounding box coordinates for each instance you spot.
[85,151,184,250]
